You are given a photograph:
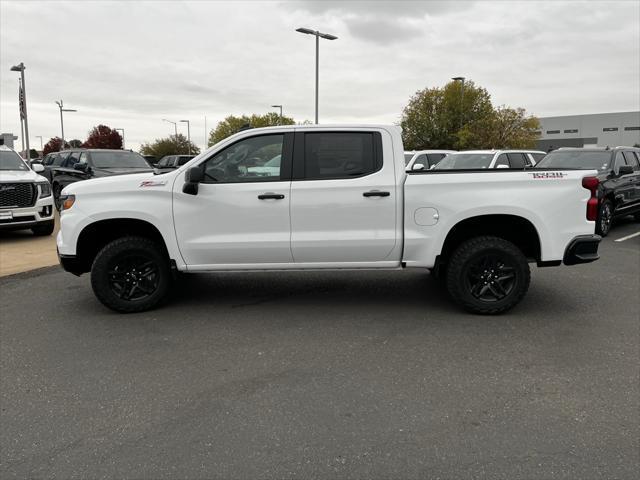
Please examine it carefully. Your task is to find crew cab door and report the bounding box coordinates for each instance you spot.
[172,133,294,267]
[289,130,399,264]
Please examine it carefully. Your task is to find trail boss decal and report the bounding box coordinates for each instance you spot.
[139,180,167,187]
[531,172,567,179]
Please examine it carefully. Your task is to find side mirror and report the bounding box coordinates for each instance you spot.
[412,163,425,171]
[618,165,633,176]
[183,166,204,195]
[496,164,509,169]
[74,163,89,172]
[32,164,45,173]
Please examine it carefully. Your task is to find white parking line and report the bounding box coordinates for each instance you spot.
[614,231,640,242]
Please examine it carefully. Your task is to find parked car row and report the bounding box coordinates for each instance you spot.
[405,149,546,171]
[39,149,153,209]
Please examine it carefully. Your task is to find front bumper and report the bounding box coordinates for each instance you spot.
[0,200,54,232]
[563,234,601,265]
[57,250,84,276]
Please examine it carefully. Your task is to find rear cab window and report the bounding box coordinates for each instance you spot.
[295,132,382,180]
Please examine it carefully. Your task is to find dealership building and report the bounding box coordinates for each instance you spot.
[535,111,640,151]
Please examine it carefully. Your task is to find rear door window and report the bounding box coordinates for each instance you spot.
[495,154,510,167]
[613,152,626,174]
[301,132,380,180]
[426,153,447,167]
[623,151,639,170]
[507,153,527,168]
[52,153,66,166]
[65,151,81,167]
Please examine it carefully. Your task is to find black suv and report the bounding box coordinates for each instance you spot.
[536,147,640,236]
[42,149,153,209]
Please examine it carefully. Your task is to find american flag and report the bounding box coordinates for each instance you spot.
[18,81,25,120]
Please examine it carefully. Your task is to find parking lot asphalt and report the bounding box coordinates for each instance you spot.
[1,220,638,479]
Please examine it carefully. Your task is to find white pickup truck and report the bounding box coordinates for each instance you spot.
[57,125,601,314]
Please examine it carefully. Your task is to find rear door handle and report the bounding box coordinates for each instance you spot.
[258,193,285,200]
[363,190,390,197]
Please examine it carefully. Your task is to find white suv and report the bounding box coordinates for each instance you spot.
[432,150,547,170]
[0,146,55,236]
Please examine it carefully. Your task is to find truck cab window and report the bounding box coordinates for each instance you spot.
[201,134,284,183]
[303,132,377,180]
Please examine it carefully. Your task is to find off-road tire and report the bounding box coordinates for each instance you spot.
[446,236,530,315]
[91,236,170,313]
[31,220,55,236]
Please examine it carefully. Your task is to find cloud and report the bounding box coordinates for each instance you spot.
[1,0,638,150]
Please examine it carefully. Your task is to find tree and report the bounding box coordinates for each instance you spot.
[83,125,122,149]
[457,107,541,149]
[140,133,200,158]
[42,137,68,155]
[68,139,83,148]
[29,149,39,159]
[208,112,296,146]
[401,80,493,150]
[400,80,539,150]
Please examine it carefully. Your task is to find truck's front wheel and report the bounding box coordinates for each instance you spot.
[446,236,530,315]
[91,236,170,313]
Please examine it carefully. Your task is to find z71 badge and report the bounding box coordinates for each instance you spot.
[531,172,567,179]
[139,180,167,187]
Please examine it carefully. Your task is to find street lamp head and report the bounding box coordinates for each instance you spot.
[296,27,315,35]
[62,109,77,112]
[318,32,338,40]
[179,119,189,123]
[452,76,465,81]
[271,105,282,108]
[10,63,25,72]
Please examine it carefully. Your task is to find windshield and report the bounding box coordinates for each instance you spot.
[433,153,494,169]
[90,151,150,169]
[535,151,612,170]
[0,150,29,171]
[404,153,414,166]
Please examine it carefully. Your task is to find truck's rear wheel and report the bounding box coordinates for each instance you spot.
[446,236,530,315]
[91,236,170,313]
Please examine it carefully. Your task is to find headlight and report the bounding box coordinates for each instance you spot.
[37,181,51,198]
[60,194,76,210]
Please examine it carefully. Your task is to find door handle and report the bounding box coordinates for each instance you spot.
[258,193,285,200]
[363,190,390,197]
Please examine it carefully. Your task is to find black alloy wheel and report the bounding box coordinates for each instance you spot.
[107,254,160,302]
[597,200,613,237]
[463,253,516,302]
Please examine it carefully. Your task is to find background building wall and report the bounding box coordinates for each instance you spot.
[536,111,640,151]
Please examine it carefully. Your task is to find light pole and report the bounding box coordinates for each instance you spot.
[11,63,30,160]
[115,128,125,149]
[180,120,191,154]
[162,119,177,137]
[36,136,43,150]
[55,100,77,150]
[271,105,283,125]
[296,27,337,124]
[452,76,465,128]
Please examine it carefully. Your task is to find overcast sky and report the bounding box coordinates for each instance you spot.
[1,0,639,151]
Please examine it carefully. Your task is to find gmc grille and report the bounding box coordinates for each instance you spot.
[0,183,37,208]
